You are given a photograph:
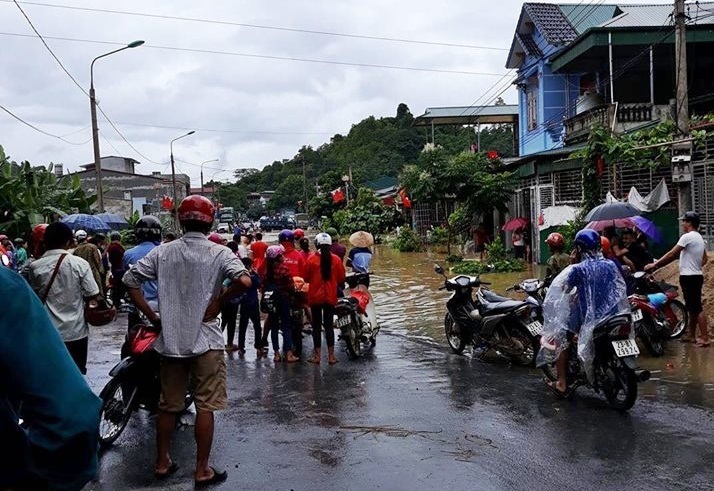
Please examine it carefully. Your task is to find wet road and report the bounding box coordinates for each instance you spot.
[86,246,714,490]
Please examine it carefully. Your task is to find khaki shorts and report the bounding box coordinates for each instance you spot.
[159,350,227,413]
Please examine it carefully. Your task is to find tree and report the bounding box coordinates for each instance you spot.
[401,149,516,252]
[272,174,309,211]
[0,146,96,238]
[329,188,397,237]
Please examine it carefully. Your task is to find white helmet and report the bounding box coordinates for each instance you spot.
[75,229,88,240]
[315,232,333,246]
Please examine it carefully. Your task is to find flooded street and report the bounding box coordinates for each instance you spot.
[87,245,714,490]
[369,246,714,409]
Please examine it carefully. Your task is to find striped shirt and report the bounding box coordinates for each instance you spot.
[123,232,247,357]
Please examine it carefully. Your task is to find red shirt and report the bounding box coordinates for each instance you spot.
[106,242,125,271]
[331,243,346,261]
[250,240,268,275]
[281,243,305,278]
[305,252,346,306]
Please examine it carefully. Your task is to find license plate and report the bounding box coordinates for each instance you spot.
[632,309,643,322]
[526,320,543,336]
[335,316,351,328]
[611,339,640,357]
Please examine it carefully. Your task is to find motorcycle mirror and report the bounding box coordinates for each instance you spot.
[433,264,445,276]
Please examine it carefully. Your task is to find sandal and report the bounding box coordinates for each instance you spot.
[328,357,338,365]
[273,353,282,363]
[194,467,228,488]
[307,356,320,364]
[154,461,179,480]
[545,380,573,399]
[696,339,711,348]
[286,353,300,363]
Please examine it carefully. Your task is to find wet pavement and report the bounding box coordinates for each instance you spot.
[85,246,714,490]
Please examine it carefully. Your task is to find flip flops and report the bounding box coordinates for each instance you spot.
[195,467,228,488]
[154,461,179,480]
[545,380,574,399]
[696,338,711,348]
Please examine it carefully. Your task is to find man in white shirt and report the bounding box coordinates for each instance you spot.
[29,222,100,373]
[646,212,709,346]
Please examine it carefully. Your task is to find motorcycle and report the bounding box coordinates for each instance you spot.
[630,271,688,345]
[434,264,541,366]
[334,272,379,359]
[541,313,650,411]
[505,276,552,323]
[98,318,193,447]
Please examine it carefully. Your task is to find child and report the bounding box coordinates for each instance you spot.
[238,258,262,356]
[262,245,299,363]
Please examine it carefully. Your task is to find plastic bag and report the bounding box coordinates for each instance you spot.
[537,255,630,381]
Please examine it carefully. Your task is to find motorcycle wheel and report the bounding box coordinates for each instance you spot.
[503,323,538,367]
[601,355,638,411]
[639,325,665,357]
[665,300,688,339]
[99,378,136,446]
[344,316,362,359]
[444,313,466,354]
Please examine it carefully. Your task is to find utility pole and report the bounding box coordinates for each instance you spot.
[673,0,693,222]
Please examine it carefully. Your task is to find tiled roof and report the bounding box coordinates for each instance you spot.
[523,3,577,44]
[516,33,542,57]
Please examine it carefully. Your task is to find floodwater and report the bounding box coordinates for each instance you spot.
[368,245,714,408]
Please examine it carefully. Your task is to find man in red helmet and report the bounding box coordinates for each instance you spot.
[545,232,570,278]
[124,195,251,486]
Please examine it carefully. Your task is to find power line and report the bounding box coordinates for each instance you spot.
[10,2,163,164]
[2,0,509,52]
[0,101,92,145]
[114,121,335,136]
[0,31,508,77]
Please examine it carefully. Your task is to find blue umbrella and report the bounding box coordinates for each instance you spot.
[61,213,111,232]
[96,212,130,230]
[584,202,641,222]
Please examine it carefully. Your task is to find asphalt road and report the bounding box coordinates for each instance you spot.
[84,313,714,491]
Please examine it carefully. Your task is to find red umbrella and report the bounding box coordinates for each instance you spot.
[502,217,528,232]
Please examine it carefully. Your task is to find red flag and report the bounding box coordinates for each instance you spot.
[596,155,605,178]
[331,188,345,203]
[399,189,412,209]
[161,195,174,210]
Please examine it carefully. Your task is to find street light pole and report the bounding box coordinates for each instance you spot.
[170,131,195,230]
[200,159,219,196]
[89,40,144,212]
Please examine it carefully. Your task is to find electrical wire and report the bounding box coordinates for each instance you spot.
[10,1,164,164]
[114,121,335,136]
[0,101,92,145]
[0,32,507,77]
[1,0,508,51]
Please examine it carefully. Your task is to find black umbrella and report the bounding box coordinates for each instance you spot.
[584,202,641,222]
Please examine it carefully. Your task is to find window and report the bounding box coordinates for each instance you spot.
[527,90,538,131]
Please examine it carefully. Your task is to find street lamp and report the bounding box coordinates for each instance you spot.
[200,159,219,196]
[90,40,144,212]
[170,131,195,228]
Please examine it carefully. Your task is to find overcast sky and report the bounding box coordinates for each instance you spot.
[0,0,666,186]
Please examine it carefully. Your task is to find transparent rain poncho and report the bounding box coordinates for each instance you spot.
[536,254,630,381]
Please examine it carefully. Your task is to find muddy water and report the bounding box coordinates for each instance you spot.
[369,246,714,408]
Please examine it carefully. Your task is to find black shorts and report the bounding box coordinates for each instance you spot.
[680,275,704,316]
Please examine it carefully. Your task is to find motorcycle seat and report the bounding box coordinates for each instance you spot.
[480,299,526,314]
[481,289,511,303]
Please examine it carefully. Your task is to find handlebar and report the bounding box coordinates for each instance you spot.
[438,285,446,290]
[480,281,491,286]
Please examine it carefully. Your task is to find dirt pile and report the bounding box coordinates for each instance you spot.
[652,252,714,326]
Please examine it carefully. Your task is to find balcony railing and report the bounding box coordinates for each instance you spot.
[564,103,655,144]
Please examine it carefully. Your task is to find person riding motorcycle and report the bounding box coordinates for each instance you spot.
[545,232,570,278]
[538,229,630,396]
[123,216,162,332]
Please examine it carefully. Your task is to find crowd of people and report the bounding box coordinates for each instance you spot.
[1,195,372,489]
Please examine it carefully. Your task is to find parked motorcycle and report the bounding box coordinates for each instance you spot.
[434,264,541,366]
[98,320,193,446]
[335,272,379,359]
[505,276,552,323]
[541,313,650,410]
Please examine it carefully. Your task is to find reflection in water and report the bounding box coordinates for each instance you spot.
[369,246,714,408]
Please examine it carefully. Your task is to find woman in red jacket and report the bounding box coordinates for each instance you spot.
[305,232,346,364]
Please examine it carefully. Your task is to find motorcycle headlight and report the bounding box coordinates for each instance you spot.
[455,276,471,287]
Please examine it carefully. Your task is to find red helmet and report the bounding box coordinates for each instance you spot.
[178,195,215,224]
[293,228,305,240]
[208,232,224,244]
[32,223,48,258]
[600,236,612,256]
[546,232,564,249]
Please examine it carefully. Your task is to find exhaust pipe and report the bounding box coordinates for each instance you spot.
[636,370,651,383]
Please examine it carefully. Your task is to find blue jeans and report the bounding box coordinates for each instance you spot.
[270,294,293,353]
